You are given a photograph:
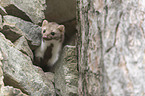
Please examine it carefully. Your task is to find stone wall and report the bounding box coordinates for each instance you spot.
[0,0,77,96]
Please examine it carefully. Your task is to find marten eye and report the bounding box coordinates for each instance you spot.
[43,30,46,33]
[51,32,55,36]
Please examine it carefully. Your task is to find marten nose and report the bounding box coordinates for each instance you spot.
[43,35,47,38]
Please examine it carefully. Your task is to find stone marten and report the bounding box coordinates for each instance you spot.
[35,20,65,71]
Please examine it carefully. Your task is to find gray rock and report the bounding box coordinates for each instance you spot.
[0,50,4,90]
[0,51,27,96]
[1,86,28,96]
[103,1,145,96]
[3,15,42,50]
[77,0,145,95]
[45,72,54,83]
[55,45,78,96]
[14,36,33,60]
[0,33,55,95]
[0,15,2,30]
[0,0,46,24]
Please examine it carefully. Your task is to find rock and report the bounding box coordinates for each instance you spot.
[0,50,4,90]
[1,86,28,96]
[0,51,27,96]
[0,15,2,30]
[0,65,4,94]
[45,72,54,83]
[14,36,33,60]
[0,0,46,24]
[55,45,78,96]
[45,0,76,23]
[1,25,24,42]
[77,0,145,95]
[3,15,42,50]
[0,6,7,15]
[0,33,55,95]
[103,1,145,96]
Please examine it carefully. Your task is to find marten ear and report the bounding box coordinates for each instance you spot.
[58,25,65,32]
[42,20,48,27]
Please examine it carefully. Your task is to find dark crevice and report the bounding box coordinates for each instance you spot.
[4,4,32,22]
[114,21,120,45]
[106,46,114,52]
[76,3,81,96]
[77,0,91,95]
[104,5,108,30]
[82,0,91,95]
[114,11,123,45]
[96,1,107,95]
[105,11,123,53]
[53,81,61,96]
[1,25,22,42]
[3,74,29,95]
[105,21,120,53]
[97,16,105,96]
[1,15,4,24]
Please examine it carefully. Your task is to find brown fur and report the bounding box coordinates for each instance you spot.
[34,20,65,72]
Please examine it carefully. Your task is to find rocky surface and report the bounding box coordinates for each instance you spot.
[0,15,2,30]
[0,50,4,93]
[1,86,28,96]
[0,33,55,95]
[0,0,46,24]
[103,1,145,95]
[2,15,42,49]
[55,45,78,96]
[0,0,77,95]
[77,0,145,96]
[0,49,28,96]
[45,72,55,83]
[0,0,143,96]
[14,36,33,60]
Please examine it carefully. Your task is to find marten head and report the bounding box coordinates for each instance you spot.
[41,20,65,41]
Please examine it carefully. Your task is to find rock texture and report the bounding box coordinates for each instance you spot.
[14,36,33,60]
[104,1,145,95]
[0,15,2,30]
[55,45,78,96]
[0,0,144,96]
[0,33,55,95]
[77,0,145,96]
[0,49,28,96]
[0,0,77,95]
[2,15,42,49]
[45,72,54,83]
[0,0,46,24]
[1,86,28,96]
